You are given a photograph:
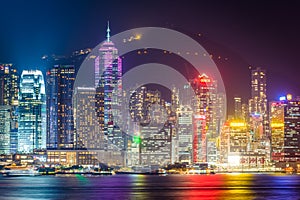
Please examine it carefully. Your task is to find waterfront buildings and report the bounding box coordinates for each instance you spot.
[0,24,298,171]
[46,23,125,166]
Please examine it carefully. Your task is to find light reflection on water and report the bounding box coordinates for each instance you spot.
[0,174,299,200]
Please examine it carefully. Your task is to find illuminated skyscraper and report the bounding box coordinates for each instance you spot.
[73,87,104,150]
[0,64,19,106]
[270,95,300,168]
[229,121,249,153]
[234,96,242,119]
[190,74,217,118]
[214,92,226,160]
[0,64,19,153]
[249,67,267,115]
[0,106,11,154]
[46,65,75,149]
[241,103,249,122]
[128,87,172,166]
[192,114,206,163]
[129,87,162,124]
[249,67,268,136]
[140,123,172,166]
[282,98,300,164]
[95,22,123,149]
[48,85,124,166]
[18,70,46,153]
[176,106,193,163]
[269,100,284,163]
[219,121,230,164]
[190,74,218,163]
[248,67,270,163]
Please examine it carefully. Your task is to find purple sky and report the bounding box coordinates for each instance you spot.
[0,0,299,114]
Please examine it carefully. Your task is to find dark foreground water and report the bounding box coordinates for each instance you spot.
[0,174,300,200]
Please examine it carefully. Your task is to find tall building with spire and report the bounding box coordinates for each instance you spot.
[95,22,123,150]
[47,23,125,167]
[18,70,46,153]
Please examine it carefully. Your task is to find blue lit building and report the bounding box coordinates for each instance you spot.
[18,70,46,153]
[46,65,75,149]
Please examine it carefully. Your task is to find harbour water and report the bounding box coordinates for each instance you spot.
[0,173,299,200]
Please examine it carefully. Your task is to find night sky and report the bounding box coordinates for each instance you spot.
[0,0,299,114]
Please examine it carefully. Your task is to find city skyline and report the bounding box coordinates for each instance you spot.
[1,2,300,200]
[1,62,299,169]
[0,0,299,165]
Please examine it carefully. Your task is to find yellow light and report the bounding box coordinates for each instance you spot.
[230,122,246,127]
[287,94,292,101]
[134,34,142,40]
[271,123,284,128]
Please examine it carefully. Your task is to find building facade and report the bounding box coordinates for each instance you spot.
[190,74,219,163]
[73,87,104,150]
[249,67,267,116]
[95,23,123,151]
[46,65,75,150]
[234,96,242,119]
[248,67,270,162]
[18,70,46,153]
[177,105,193,164]
[270,96,300,169]
[0,64,19,153]
[0,106,11,154]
